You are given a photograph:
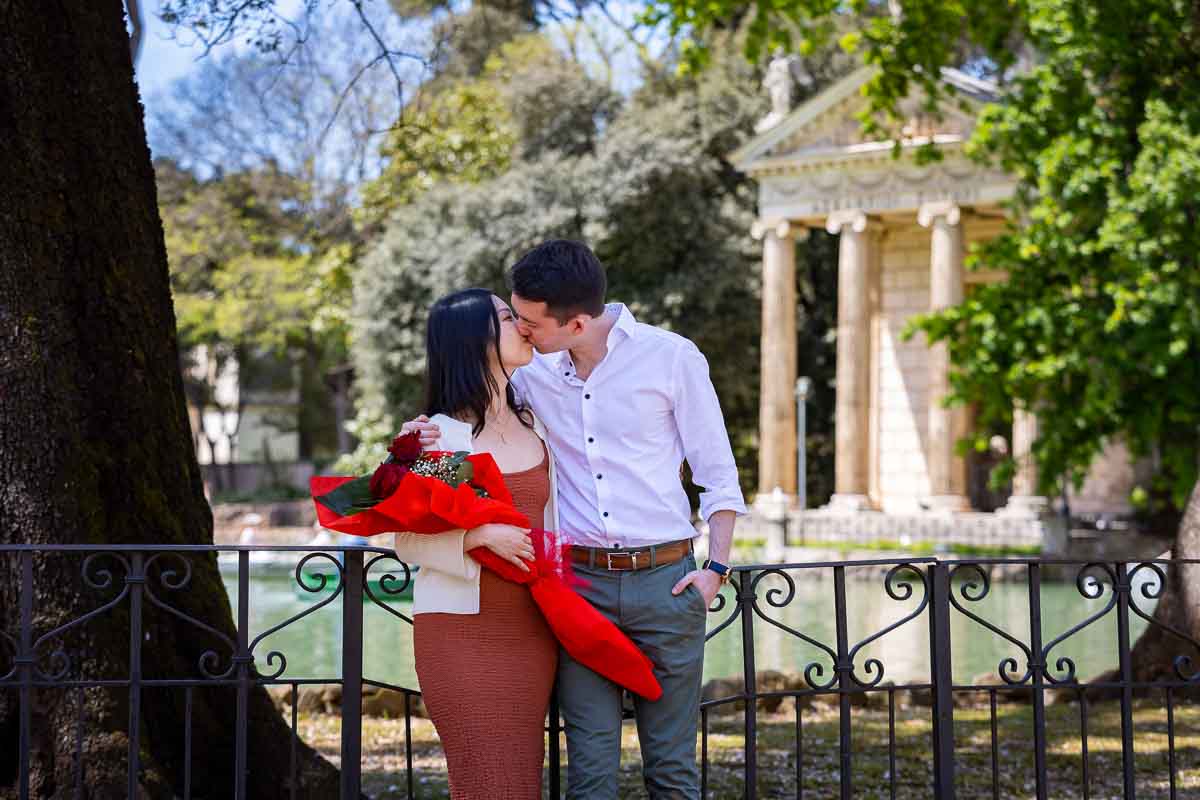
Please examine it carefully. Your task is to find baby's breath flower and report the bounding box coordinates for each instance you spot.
[410,453,490,498]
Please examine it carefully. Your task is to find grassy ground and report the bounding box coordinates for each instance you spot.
[298,696,1200,799]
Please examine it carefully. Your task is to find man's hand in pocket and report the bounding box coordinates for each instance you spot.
[672,568,720,609]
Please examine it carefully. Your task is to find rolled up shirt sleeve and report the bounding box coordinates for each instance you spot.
[393,530,482,580]
[671,342,748,521]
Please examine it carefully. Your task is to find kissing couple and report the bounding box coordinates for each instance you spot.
[393,239,745,799]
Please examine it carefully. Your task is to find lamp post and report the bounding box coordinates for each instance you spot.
[795,377,811,510]
[795,377,811,548]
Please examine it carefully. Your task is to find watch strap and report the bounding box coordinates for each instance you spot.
[702,558,731,579]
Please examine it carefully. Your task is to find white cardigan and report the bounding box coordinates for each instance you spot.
[393,412,560,615]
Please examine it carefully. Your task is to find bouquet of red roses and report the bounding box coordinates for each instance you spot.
[310,433,663,701]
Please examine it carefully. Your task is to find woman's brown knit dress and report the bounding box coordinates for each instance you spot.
[413,445,558,799]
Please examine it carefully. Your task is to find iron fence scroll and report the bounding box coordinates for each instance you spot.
[3,545,1199,799]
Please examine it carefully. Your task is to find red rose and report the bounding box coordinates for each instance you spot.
[370,462,409,499]
[388,431,424,463]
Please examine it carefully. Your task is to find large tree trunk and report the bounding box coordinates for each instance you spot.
[0,2,340,797]
[1088,479,1200,698]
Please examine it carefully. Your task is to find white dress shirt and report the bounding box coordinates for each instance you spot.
[511,303,746,549]
[392,412,560,615]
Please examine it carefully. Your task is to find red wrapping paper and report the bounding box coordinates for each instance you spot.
[311,452,662,701]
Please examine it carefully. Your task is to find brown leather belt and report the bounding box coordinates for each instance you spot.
[570,538,693,571]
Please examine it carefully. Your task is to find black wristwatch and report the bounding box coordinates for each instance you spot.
[702,558,731,585]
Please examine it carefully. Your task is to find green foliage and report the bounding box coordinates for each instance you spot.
[333,402,399,474]
[159,159,355,461]
[359,30,628,225]
[357,79,517,230]
[357,32,621,230]
[643,0,1018,143]
[424,4,534,80]
[490,36,623,159]
[907,2,1200,510]
[161,161,353,359]
[653,0,1200,510]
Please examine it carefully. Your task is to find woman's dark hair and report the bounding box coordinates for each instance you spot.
[508,239,606,323]
[423,288,533,437]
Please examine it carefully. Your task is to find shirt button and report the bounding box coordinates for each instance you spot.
[596,474,602,479]
[588,437,594,443]
[564,372,569,376]
[603,512,609,518]
[584,393,591,400]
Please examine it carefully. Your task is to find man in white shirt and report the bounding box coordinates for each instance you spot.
[406,240,745,799]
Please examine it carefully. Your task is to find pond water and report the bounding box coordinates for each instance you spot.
[220,560,1155,690]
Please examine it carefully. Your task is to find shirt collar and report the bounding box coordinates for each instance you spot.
[606,303,638,348]
[554,303,638,373]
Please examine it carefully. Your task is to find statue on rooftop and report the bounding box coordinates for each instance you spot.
[756,50,809,133]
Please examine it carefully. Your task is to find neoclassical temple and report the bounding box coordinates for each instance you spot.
[733,64,1137,535]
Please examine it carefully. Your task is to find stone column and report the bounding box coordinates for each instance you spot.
[825,209,874,511]
[1000,404,1050,516]
[753,219,797,499]
[918,201,971,512]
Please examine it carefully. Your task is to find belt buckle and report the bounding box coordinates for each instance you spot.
[606,551,638,571]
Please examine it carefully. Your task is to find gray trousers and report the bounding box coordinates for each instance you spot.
[557,552,707,800]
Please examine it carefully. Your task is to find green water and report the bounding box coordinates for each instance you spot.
[222,562,1152,690]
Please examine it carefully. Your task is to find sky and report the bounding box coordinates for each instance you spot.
[135,6,225,99]
[133,0,656,116]
[135,0,312,101]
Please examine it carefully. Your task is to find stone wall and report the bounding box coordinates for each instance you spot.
[733,507,1170,561]
[794,508,1050,548]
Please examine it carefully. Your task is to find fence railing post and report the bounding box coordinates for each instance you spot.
[1028,562,1048,800]
[127,552,145,799]
[234,550,250,800]
[17,550,33,800]
[738,569,758,800]
[341,548,365,800]
[833,565,853,800]
[928,561,956,799]
[1115,561,1136,800]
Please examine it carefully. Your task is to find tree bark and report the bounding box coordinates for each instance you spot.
[0,2,340,797]
[1088,478,1200,699]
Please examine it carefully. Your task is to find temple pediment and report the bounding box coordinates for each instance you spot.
[732,65,999,174]
[733,65,1012,220]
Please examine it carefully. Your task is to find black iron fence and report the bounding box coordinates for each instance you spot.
[3,545,1197,799]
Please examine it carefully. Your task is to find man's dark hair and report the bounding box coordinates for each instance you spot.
[508,239,606,324]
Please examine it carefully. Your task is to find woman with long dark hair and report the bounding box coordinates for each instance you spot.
[393,288,558,799]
